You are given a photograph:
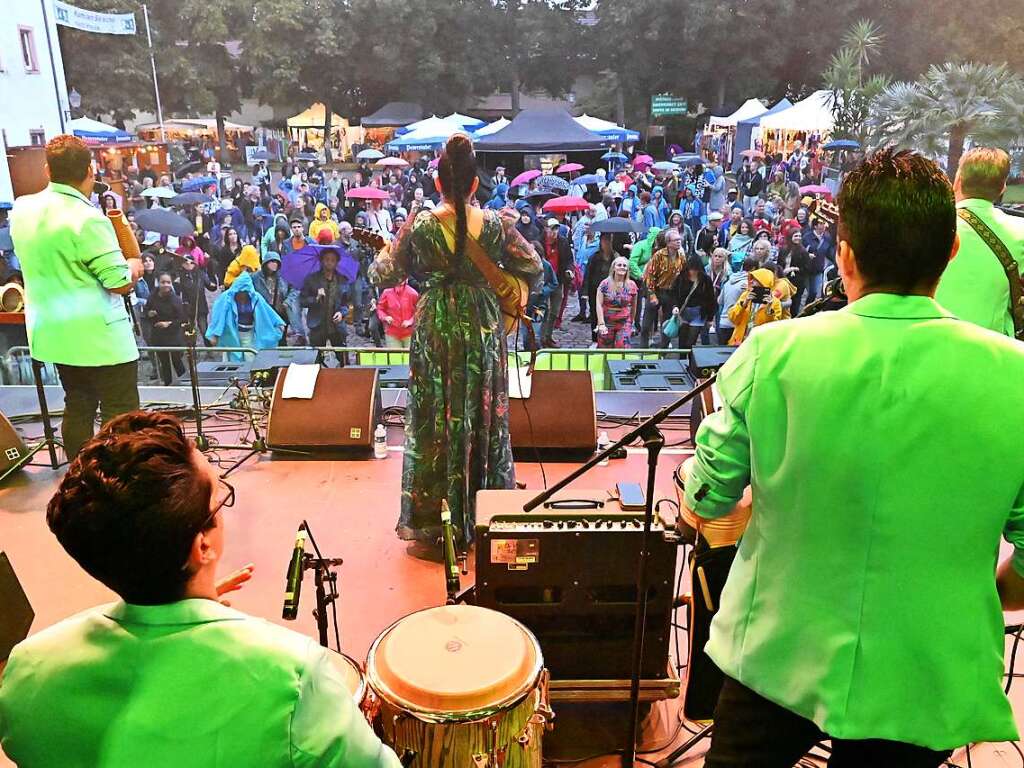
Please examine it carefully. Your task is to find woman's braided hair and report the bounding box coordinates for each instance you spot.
[436,133,477,259]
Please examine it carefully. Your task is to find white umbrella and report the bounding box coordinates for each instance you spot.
[141,187,176,199]
[357,148,385,160]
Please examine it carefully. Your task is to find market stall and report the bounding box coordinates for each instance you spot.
[733,98,793,169]
[286,103,353,159]
[757,90,834,158]
[91,141,170,202]
[474,108,610,175]
[359,102,424,149]
[136,118,254,163]
[703,99,767,165]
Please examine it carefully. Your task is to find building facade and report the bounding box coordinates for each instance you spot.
[0,0,71,204]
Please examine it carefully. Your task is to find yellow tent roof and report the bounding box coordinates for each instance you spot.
[287,103,347,129]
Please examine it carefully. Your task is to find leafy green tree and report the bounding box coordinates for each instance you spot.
[868,62,1024,176]
[823,20,890,146]
[59,0,248,159]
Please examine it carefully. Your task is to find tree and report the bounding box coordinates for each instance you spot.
[823,20,890,146]
[59,0,248,160]
[868,62,1024,176]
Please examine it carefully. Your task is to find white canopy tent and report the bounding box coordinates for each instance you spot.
[758,90,834,133]
[473,117,510,137]
[708,99,768,129]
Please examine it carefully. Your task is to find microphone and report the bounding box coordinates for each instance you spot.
[282,524,308,620]
[440,501,460,602]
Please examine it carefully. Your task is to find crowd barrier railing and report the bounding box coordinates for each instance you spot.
[1,345,693,391]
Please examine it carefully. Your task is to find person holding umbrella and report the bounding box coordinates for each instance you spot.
[300,247,352,354]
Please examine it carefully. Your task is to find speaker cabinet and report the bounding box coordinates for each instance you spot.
[266,368,382,456]
[0,410,30,481]
[508,370,596,461]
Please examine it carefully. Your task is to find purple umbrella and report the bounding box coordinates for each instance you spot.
[281,244,359,288]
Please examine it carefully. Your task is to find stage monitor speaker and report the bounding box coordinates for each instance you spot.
[0,552,34,663]
[0,410,31,481]
[508,370,596,461]
[266,368,382,456]
[688,345,736,379]
[249,348,319,386]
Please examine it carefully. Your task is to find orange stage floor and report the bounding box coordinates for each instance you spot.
[2,414,1024,767]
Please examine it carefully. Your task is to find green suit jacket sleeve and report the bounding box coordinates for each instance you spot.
[684,332,756,519]
[291,643,402,767]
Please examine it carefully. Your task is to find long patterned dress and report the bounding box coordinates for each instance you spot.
[369,208,542,545]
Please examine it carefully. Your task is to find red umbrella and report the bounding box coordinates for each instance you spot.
[375,156,409,168]
[633,154,654,165]
[557,162,584,173]
[510,169,542,187]
[346,186,390,200]
[740,149,765,159]
[542,195,592,214]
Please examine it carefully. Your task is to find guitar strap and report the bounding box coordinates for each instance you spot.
[436,216,537,368]
[957,207,1024,340]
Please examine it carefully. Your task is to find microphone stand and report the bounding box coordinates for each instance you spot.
[181,284,209,451]
[522,374,718,768]
[300,520,345,649]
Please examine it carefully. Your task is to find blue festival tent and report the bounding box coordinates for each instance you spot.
[732,98,793,170]
[68,117,133,142]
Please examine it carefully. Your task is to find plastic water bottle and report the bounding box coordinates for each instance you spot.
[373,424,388,459]
[597,430,610,466]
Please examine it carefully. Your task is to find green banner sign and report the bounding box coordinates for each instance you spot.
[651,94,687,117]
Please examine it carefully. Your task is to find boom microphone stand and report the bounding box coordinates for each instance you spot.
[523,374,718,768]
[301,520,345,649]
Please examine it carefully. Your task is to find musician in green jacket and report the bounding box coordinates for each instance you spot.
[935,146,1024,338]
[686,149,1024,766]
[0,412,400,768]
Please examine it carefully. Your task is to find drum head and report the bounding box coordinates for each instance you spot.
[368,605,541,715]
[327,651,365,702]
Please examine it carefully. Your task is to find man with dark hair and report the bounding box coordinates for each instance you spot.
[684,149,1024,766]
[10,135,144,458]
[0,411,400,767]
[935,146,1024,337]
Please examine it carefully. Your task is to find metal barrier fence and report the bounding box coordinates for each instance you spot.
[1,345,691,391]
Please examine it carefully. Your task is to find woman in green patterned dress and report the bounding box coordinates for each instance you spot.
[369,134,542,551]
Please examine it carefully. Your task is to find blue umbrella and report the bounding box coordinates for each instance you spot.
[296,151,319,161]
[601,151,628,163]
[281,244,358,289]
[169,192,214,207]
[572,174,602,186]
[181,175,218,192]
[822,139,860,151]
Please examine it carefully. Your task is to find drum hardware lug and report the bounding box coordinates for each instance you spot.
[399,749,417,767]
[472,754,489,767]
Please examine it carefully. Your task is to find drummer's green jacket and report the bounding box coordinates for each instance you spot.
[686,292,1024,750]
[0,599,401,767]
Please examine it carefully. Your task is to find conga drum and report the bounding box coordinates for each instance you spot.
[673,457,752,722]
[366,604,552,767]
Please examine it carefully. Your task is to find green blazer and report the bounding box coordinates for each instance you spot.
[0,599,400,767]
[936,198,1024,337]
[685,293,1024,750]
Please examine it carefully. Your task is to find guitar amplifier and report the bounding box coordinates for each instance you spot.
[474,489,679,681]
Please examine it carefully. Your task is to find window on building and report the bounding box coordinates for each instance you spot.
[29,130,45,146]
[19,27,39,73]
